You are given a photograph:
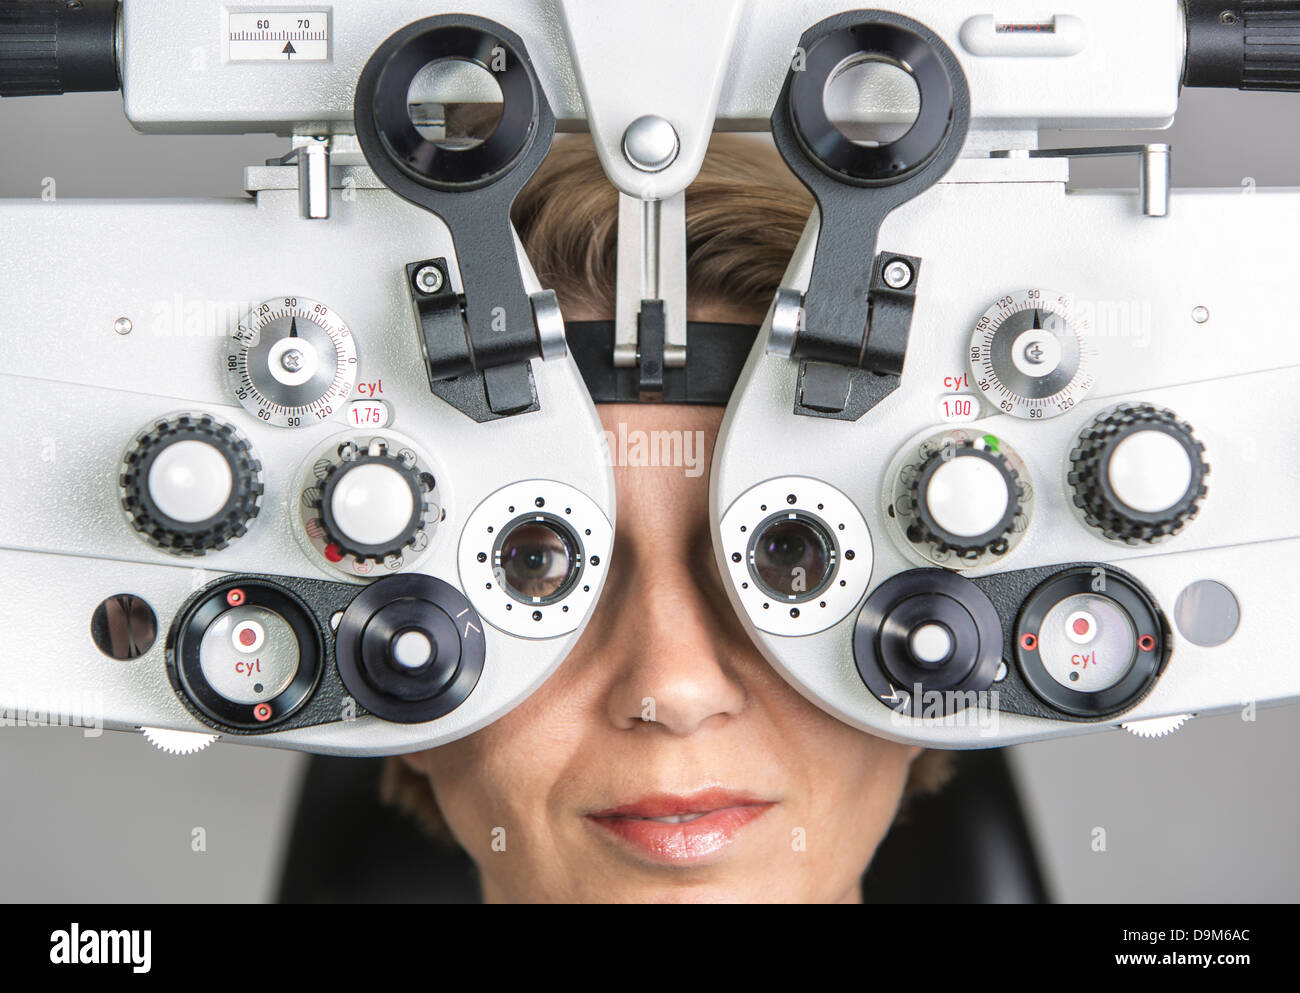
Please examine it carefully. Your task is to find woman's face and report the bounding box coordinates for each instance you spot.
[402,403,920,903]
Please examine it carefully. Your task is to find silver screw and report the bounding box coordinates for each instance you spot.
[883,260,913,289]
[622,115,680,173]
[281,349,304,372]
[1192,306,1210,324]
[114,317,133,335]
[414,265,444,294]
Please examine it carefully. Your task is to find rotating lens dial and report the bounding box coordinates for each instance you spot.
[969,290,1094,420]
[228,297,358,428]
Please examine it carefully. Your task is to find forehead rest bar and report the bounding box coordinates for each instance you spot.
[566,322,758,405]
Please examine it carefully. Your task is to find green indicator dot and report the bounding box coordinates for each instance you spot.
[982,434,1000,453]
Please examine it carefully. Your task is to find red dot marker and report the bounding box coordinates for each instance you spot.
[1073,617,1091,636]
[254,703,272,722]
[226,589,245,606]
[324,543,344,563]
[1020,632,1038,651]
[238,627,257,646]
[1139,634,1156,652]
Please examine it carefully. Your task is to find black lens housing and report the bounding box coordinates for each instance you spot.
[787,18,962,187]
[355,18,543,192]
[335,574,486,724]
[748,512,838,602]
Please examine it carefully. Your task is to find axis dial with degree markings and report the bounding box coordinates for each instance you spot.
[227,297,358,428]
[969,290,1095,420]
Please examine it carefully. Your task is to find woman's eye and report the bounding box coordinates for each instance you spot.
[496,522,577,600]
[512,544,556,579]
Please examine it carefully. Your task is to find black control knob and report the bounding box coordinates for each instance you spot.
[1184,1,1300,92]
[335,574,486,723]
[853,569,1004,717]
[312,438,434,563]
[1068,403,1208,545]
[167,579,324,731]
[120,413,263,556]
[909,442,1023,558]
[0,0,120,97]
[1015,566,1168,718]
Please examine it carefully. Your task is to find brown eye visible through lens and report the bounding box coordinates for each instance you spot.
[750,514,836,601]
[495,518,580,603]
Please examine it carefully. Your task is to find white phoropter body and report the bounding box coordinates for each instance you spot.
[2,0,1297,754]
[711,162,1300,747]
[0,170,615,756]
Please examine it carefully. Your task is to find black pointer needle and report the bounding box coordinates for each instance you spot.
[289,316,299,337]
[1032,309,1042,331]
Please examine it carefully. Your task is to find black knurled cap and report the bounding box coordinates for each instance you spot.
[0,0,119,97]
[908,443,1023,559]
[1185,1,1300,91]
[1067,403,1209,545]
[120,413,264,557]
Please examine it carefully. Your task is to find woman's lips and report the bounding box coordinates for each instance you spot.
[586,789,776,863]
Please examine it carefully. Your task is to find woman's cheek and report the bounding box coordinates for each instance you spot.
[421,696,586,838]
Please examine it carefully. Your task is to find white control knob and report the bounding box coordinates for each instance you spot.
[1069,403,1208,544]
[329,463,416,548]
[148,440,234,524]
[391,630,434,670]
[924,456,1011,538]
[120,413,263,556]
[1107,430,1194,515]
[912,443,1022,555]
[909,623,954,665]
[314,439,432,562]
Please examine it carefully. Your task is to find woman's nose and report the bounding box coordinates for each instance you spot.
[602,564,748,735]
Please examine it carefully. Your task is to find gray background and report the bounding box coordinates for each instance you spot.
[1,87,1296,902]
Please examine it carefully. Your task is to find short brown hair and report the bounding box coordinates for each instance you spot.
[383,133,952,839]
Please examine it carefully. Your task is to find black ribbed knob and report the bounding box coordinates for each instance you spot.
[0,0,119,97]
[120,413,264,556]
[907,443,1023,559]
[1068,403,1209,545]
[312,439,433,563]
[1184,1,1300,92]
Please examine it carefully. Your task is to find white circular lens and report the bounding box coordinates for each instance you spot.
[1108,430,1193,514]
[147,440,233,524]
[909,623,953,664]
[330,463,415,547]
[391,630,433,669]
[925,456,1009,538]
[198,606,299,705]
[1038,594,1136,692]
